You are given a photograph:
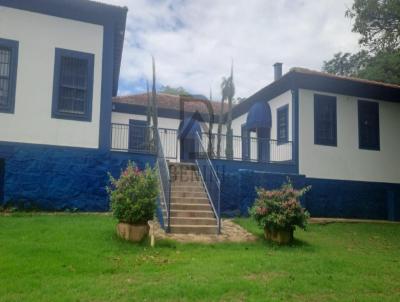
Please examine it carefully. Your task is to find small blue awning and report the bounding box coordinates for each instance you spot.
[178,118,202,139]
[245,101,272,130]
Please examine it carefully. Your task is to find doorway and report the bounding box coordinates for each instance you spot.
[180,137,196,162]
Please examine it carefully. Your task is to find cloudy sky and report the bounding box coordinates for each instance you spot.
[99,0,361,99]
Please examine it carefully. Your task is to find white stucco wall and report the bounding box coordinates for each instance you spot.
[230,91,293,162]
[298,88,400,184]
[0,6,103,148]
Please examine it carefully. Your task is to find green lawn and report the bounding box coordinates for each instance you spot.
[0,214,399,302]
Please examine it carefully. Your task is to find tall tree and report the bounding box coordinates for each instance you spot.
[323,51,370,77]
[146,80,151,126]
[346,0,400,53]
[145,80,152,148]
[225,62,235,160]
[216,63,235,159]
[150,56,159,149]
[207,88,214,156]
[322,0,400,85]
[159,85,191,96]
[216,77,228,158]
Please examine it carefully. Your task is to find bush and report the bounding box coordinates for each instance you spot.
[107,162,158,225]
[249,180,310,231]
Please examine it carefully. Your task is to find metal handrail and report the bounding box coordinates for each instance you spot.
[155,128,171,232]
[195,131,221,234]
[201,132,294,164]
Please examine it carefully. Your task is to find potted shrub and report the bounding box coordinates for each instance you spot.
[108,162,158,242]
[249,180,310,244]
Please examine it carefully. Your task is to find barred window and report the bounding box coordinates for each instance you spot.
[0,38,18,113]
[314,94,337,146]
[52,49,94,121]
[277,105,288,143]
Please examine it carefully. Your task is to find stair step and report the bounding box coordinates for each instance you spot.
[171,191,207,198]
[170,171,200,176]
[171,203,212,211]
[170,217,217,225]
[171,197,210,204]
[169,225,218,235]
[167,210,215,218]
[171,177,201,183]
[169,164,196,171]
[171,182,204,190]
[171,181,203,186]
[171,186,205,192]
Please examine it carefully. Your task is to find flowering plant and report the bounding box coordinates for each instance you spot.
[107,162,158,225]
[249,179,310,231]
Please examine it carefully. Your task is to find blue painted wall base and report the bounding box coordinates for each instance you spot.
[213,160,400,221]
[304,178,400,221]
[0,143,155,211]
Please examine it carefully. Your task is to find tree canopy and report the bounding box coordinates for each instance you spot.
[159,85,191,96]
[322,0,400,85]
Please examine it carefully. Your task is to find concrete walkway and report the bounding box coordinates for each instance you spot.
[151,219,257,243]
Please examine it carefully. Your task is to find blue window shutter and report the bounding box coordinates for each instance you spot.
[277,105,289,143]
[0,38,18,114]
[358,100,380,150]
[314,94,337,146]
[52,48,94,121]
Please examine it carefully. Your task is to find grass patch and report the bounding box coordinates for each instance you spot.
[0,214,399,301]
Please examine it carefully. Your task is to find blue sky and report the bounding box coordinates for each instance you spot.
[99,0,361,99]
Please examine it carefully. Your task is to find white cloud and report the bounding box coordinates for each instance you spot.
[98,0,360,98]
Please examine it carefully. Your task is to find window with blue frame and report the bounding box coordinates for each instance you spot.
[128,120,148,152]
[52,48,94,121]
[314,94,337,146]
[0,38,18,114]
[277,105,288,143]
[358,100,380,150]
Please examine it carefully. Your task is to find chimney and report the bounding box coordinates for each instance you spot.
[273,62,283,81]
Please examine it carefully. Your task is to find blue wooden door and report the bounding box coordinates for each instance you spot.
[180,138,196,162]
[257,127,270,162]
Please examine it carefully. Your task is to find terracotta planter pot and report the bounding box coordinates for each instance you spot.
[116,222,149,242]
[264,227,294,244]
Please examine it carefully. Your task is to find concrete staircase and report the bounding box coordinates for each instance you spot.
[167,163,218,234]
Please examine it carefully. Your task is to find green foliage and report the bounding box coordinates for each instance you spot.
[159,85,191,96]
[249,180,310,231]
[357,49,400,83]
[322,51,370,77]
[322,0,400,85]
[107,162,158,225]
[346,0,400,52]
[322,49,400,85]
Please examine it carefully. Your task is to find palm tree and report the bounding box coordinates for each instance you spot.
[147,56,158,152]
[145,80,151,149]
[216,77,230,158]
[207,88,214,156]
[225,62,235,159]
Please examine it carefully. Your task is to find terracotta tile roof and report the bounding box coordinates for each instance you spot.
[113,93,230,115]
[291,67,400,89]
